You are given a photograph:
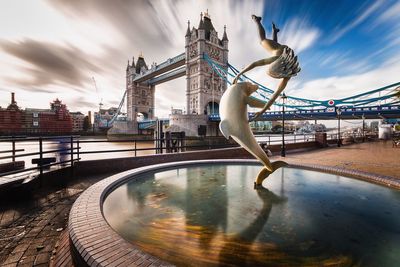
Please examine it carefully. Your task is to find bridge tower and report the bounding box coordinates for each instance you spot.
[185,11,229,116]
[125,54,155,132]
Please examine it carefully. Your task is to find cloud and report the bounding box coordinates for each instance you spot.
[377,1,400,23]
[328,0,382,43]
[48,0,178,59]
[72,97,99,110]
[0,39,102,87]
[0,0,320,117]
[46,0,270,116]
[1,0,397,119]
[291,55,400,102]
[279,18,320,54]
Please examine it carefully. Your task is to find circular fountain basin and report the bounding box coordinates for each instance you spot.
[69,160,400,267]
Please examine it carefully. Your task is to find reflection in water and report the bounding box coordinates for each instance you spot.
[218,186,286,266]
[184,165,227,250]
[103,165,400,267]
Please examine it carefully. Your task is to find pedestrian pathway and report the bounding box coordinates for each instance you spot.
[283,141,400,179]
[0,175,108,267]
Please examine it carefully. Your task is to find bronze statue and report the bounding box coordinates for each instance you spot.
[220,15,300,187]
[233,15,300,121]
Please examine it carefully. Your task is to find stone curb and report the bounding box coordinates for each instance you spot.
[289,163,400,190]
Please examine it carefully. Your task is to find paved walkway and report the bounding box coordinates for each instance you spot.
[0,141,398,266]
[0,174,109,267]
[282,141,400,179]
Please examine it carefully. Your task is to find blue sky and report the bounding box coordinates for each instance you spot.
[258,0,400,84]
[0,0,399,117]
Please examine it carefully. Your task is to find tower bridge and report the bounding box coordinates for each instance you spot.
[107,11,400,136]
[110,11,229,136]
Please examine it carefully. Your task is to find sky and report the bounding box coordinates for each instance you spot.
[0,0,399,119]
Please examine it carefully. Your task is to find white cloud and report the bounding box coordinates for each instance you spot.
[377,1,400,22]
[0,0,396,121]
[279,18,320,54]
[328,0,382,43]
[1,0,267,117]
[291,55,400,102]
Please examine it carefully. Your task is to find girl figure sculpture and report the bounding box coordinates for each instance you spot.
[233,15,301,121]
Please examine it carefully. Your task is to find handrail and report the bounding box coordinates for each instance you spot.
[0,133,341,180]
[0,135,80,142]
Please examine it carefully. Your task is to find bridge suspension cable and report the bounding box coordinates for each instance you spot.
[203,53,400,110]
[95,89,127,129]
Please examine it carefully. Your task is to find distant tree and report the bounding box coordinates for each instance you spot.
[83,116,90,131]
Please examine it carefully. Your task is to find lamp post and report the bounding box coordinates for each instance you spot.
[337,107,342,147]
[281,93,287,157]
[362,114,365,142]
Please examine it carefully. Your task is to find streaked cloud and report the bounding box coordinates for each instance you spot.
[292,55,400,101]
[280,18,320,54]
[0,39,101,87]
[328,0,383,43]
[0,0,399,118]
[377,1,400,22]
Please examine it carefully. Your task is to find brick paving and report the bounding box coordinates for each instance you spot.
[0,174,108,267]
[0,140,398,267]
[282,140,400,179]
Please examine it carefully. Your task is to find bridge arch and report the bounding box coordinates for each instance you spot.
[204,101,219,115]
[136,112,149,122]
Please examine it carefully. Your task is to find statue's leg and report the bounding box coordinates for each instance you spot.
[272,22,280,42]
[233,56,279,84]
[252,15,281,52]
[250,77,290,121]
[251,15,265,41]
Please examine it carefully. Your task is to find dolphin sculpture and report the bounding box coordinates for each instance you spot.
[219,82,287,187]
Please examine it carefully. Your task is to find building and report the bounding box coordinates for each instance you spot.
[28,99,72,134]
[185,11,228,115]
[70,112,85,132]
[370,121,379,132]
[0,93,72,135]
[0,93,25,135]
[25,108,51,134]
[168,11,229,136]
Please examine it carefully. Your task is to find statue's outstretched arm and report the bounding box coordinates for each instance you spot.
[250,77,290,122]
[233,56,279,84]
[247,97,266,108]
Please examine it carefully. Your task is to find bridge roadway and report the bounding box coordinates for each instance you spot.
[133,53,186,85]
[138,105,400,129]
[209,104,400,121]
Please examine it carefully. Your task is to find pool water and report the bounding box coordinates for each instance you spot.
[103,164,400,266]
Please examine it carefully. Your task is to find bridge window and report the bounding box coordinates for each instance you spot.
[142,90,146,97]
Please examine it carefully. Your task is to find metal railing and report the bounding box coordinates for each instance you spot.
[254,133,316,145]
[0,133,328,181]
[0,136,80,178]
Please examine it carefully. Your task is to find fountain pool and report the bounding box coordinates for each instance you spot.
[99,161,400,266]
